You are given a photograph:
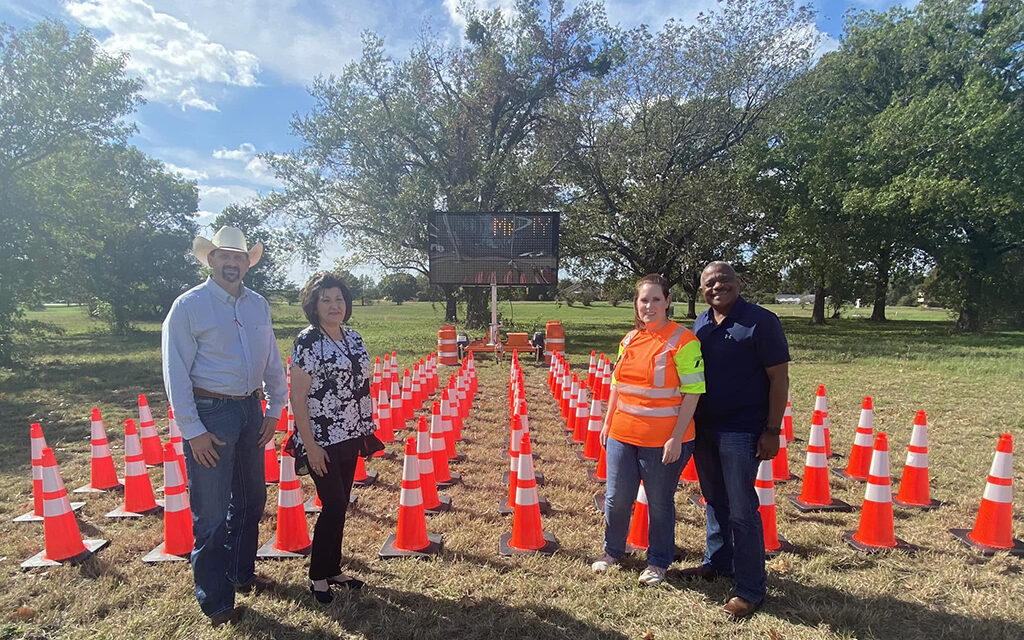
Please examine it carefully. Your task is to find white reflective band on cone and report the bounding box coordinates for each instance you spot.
[854,431,873,446]
[905,451,928,468]
[92,444,110,457]
[515,486,539,506]
[43,497,68,517]
[400,487,422,506]
[868,451,890,477]
[165,492,189,512]
[805,452,827,467]
[983,482,1013,503]
[126,460,146,475]
[419,458,434,474]
[864,482,892,503]
[91,422,104,439]
[636,484,648,504]
[990,452,1012,478]
[815,396,827,411]
[125,437,142,456]
[279,488,303,508]
[909,426,928,447]
[756,486,774,506]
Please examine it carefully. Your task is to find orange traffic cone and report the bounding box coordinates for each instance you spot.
[380,438,443,558]
[813,385,835,458]
[590,437,608,484]
[73,408,122,493]
[783,396,796,442]
[581,399,603,461]
[15,423,53,522]
[587,350,597,389]
[625,482,650,550]
[844,433,913,551]
[440,389,465,462]
[276,405,288,433]
[401,368,414,422]
[835,397,874,481]
[107,419,161,518]
[144,443,194,562]
[258,434,312,557]
[264,435,280,485]
[951,434,1024,555]
[572,387,589,446]
[681,456,699,483]
[430,401,460,487]
[417,416,451,514]
[137,394,163,466]
[390,374,406,431]
[21,448,108,568]
[894,410,940,509]
[499,433,559,555]
[787,411,852,512]
[772,430,797,483]
[757,459,794,555]
[500,414,523,516]
[353,452,378,488]
[168,407,186,482]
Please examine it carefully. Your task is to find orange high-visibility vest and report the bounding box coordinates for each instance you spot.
[609,321,705,448]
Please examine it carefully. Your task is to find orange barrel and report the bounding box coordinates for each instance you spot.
[437,326,458,366]
[544,321,565,364]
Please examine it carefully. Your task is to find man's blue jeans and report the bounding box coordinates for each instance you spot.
[693,428,766,603]
[183,395,267,617]
[603,437,691,569]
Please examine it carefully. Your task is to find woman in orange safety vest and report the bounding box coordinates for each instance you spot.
[591,274,705,586]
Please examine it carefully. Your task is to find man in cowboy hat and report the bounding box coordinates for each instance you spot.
[161,226,286,627]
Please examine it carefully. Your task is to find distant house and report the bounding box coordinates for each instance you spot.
[774,293,810,304]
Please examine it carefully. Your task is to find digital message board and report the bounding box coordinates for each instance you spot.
[428,212,559,286]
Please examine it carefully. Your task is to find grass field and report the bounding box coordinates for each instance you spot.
[1,301,1022,640]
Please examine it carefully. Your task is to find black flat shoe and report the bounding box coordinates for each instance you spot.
[309,580,334,604]
[326,575,364,590]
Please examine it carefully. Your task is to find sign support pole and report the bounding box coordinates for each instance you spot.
[488,281,499,345]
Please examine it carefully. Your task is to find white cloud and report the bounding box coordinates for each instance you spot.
[198,184,260,213]
[163,162,208,180]
[443,0,518,31]
[212,142,256,161]
[64,0,261,111]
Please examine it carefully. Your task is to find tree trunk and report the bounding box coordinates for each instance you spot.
[683,271,699,319]
[464,286,489,329]
[870,250,890,321]
[443,285,458,323]
[955,275,983,333]
[811,282,826,325]
[687,292,697,319]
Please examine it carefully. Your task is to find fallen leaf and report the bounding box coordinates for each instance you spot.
[642,630,655,640]
[11,605,36,621]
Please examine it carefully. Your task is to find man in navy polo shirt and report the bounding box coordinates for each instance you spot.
[680,261,790,619]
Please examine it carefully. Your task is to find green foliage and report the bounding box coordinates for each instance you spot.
[378,272,419,304]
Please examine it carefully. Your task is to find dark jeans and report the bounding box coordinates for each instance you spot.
[604,436,691,569]
[693,429,766,603]
[184,395,266,617]
[308,441,359,580]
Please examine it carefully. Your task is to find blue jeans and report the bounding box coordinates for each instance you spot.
[604,436,691,569]
[693,429,766,602]
[183,396,267,617]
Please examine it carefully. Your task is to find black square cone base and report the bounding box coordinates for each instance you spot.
[501,471,544,486]
[689,495,706,510]
[73,481,123,494]
[828,453,843,459]
[105,503,163,518]
[372,450,396,460]
[894,498,941,510]
[21,539,108,569]
[425,494,452,515]
[143,541,190,563]
[765,536,795,557]
[498,531,559,556]
[15,501,86,522]
[830,468,866,482]
[379,532,443,559]
[588,469,607,484]
[566,434,583,446]
[594,493,605,512]
[435,472,462,489]
[843,530,915,553]
[353,470,378,488]
[949,529,1024,557]
[786,494,854,513]
[257,537,312,559]
[304,494,357,513]
[576,451,599,463]
[774,474,800,483]
[449,453,467,463]
[498,495,550,516]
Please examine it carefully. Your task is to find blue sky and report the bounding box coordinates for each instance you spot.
[1,0,913,283]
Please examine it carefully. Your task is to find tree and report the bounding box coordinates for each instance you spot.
[0,20,144,361]
[265,0,613,327]
[551,0,818,295]
[378,273,419,305]
[211,203,288,296]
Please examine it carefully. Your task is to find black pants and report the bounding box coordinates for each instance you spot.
[308,442,358,580]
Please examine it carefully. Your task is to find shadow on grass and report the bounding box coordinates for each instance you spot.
[241,584,629,640]
[674,571,1024,640]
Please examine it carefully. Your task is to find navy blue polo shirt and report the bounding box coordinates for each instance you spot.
[692,297,790,433]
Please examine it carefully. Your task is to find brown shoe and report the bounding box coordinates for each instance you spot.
[209,606,244,628]
[723,596,762,619]
[235,574,274,595]
[676,565,721,580]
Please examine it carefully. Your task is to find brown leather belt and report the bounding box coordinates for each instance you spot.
[193,387,264,402]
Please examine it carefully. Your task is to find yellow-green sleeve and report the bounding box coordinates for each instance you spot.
[610,342,625,386]
[674,339,705,394]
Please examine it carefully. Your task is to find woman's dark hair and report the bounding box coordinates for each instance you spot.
[300,271,354,326]
[633,273,671,329]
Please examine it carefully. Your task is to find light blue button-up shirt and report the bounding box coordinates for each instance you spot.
[161,277,287,440]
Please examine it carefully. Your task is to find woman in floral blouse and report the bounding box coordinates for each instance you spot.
[289,271,377,603]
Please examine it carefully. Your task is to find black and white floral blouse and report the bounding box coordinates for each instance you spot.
[289,326,375,450]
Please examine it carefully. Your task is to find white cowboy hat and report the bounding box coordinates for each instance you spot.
[193,226,263,266]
